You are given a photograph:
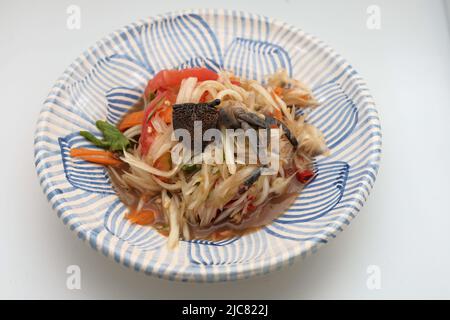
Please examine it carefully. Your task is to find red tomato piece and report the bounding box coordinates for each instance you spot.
[199,91,210,103]
[296,169,315,184]
[145,68,218,95]
[230,78,241,86]
[247,203,257,212]
[139,91,168,156]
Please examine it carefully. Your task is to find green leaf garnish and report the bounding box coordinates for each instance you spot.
[80,120,130,152]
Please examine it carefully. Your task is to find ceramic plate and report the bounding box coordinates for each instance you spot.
[34,9,381,282]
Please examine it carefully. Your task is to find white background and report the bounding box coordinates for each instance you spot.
[1,0,449,299]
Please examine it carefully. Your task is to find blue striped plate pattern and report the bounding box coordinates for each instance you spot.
[34,9,381,282]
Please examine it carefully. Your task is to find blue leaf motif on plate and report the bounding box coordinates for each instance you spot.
[224,38,292,82]
[142,14,223,71]
[76,53,152,90]
[104,199,166,251]
[106,86,143,125]
[187,231,268,266]
[177,57,221,73]
[65,54,152,125]
[264,161,349,241]
[308,82,358,149]
[115,24,155,74]
[59,132,115,195]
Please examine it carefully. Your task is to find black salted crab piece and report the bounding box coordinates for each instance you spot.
[218,106,240,129]
[238,167,263,195]
[172,99,221,151]
[233,107,267,128]
[218,106,267,130]
[265,115,299,149]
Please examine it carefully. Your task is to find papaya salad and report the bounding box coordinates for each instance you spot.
[70,68,328,247]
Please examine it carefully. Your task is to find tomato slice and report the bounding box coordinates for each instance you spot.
[145,68,218,95]
[199,91,209,103]
[140,68,217,155]
[296,169,315,184]
[139,91,168,156]
[230,76,241,86]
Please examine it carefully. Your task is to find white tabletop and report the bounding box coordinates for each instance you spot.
[1,0,450,299]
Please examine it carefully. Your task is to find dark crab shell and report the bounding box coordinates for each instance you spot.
[172,99,221,151]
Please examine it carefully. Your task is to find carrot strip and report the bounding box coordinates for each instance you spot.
[269,90,284,120]
[157,105,173,124]
[272,107,283,120]
[126,208,156,225]
[118,110,145,131]
[273,86,283,96]
[154,152,172,182]
[268,107,282,121]
[70,148,122,166]
[212,229,235,241]
[70,148,115,158]
[76,155,122,166]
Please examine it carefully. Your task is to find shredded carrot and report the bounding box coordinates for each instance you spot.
[70,148,122,166]
[126,208,156,225]
[159,229,170,237]
[273,107,283,120]
[212,229,235,241]
[77,156,122,166]
[118,110,145,131]
[269,90,284,120]
[157,105,173,124]
[70,148,116,157]
[273,86,284,96]
[154,152,172,182]
[268,107,283,121]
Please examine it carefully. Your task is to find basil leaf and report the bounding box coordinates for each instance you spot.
[95,120,130,151]
[79,131,111,149]
[79,121,130,152]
